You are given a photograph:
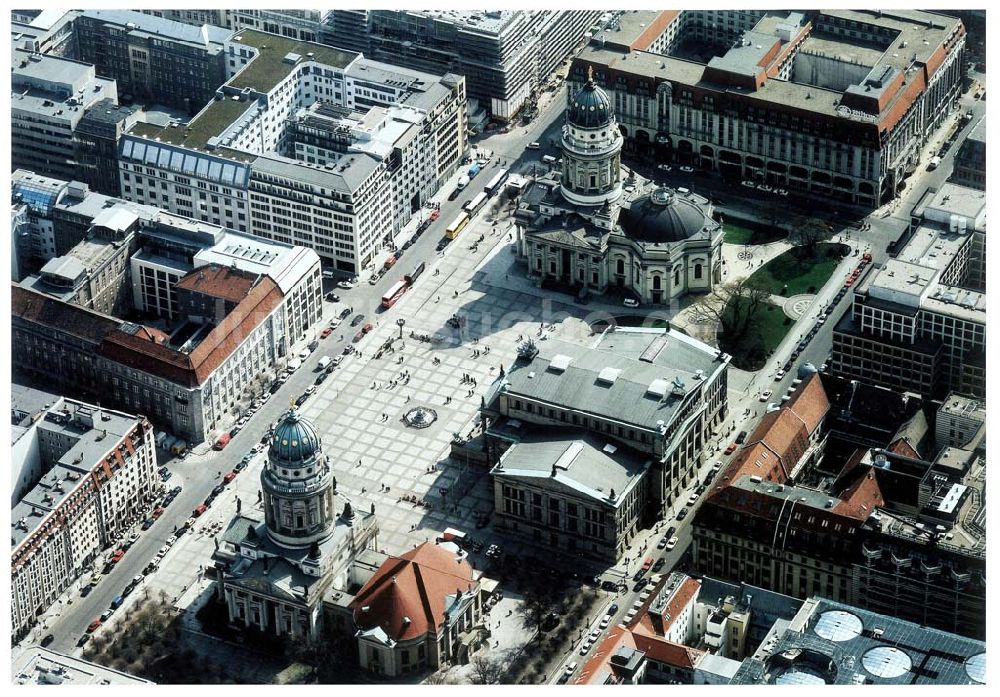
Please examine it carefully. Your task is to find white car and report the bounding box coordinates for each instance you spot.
[579,641,592,656]
[322,270,335,279]
[774,369,786,381]
[742,180,756,188]
[328,318,341,328]
[712,461,722,471]
[623,298,640,308]
[600,616,611,629]
[527,141,541,150]
[565,662,578,675]
[337,280,354,290]
[298,348,311,360]
[665,536,679,551]
[687,492,699,505]
[679,165,695,173]
[368,273,381,285]
[776,188,789,196]
[759,390,773,402]
[657,164,672,172]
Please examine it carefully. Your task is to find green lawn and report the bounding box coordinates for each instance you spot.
[748,243,847,296]
[723,218,787,246]
[720,299,792,371]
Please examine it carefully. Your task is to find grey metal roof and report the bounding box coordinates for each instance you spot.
[80,9,230,48]
[501,328,723,432]
[492,427,652,506]
[251,152,381,193]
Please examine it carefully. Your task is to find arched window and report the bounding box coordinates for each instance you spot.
[674,268,681,286]
[616,259,625,275]
[653,275,662,290]
[695,263,703,280]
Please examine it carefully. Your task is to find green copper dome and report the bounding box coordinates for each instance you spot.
[269,408,321,463]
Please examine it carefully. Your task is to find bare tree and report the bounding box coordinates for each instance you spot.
[517,581,558,647]
[470,655,507,685]
[690,277,772,342]
[791,218,832,255]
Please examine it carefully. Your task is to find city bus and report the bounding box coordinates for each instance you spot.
[463,192,488,214]
[380,279,408,309]
[484,168,509,196]
[445,212,470,239]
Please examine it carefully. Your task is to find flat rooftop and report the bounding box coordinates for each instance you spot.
[409,9,516,36]
[732,597,986,685]
[13,648,153,685]
[128,97,255,153]
[229,29,358,93]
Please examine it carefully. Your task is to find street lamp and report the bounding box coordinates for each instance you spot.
[397,318,405,339]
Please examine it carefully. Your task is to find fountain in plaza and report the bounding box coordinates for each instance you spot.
[403,406,438,429]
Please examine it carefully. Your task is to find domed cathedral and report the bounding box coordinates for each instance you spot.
[212,407,379,641]
[262,408,336,548]
[515,68,724,305]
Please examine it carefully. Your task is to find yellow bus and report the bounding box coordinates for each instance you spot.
[445,212,470,239]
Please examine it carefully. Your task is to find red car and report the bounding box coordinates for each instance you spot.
[724,443,738,455]
[862,251,872,261]
[845,277,856,287]
[320,327,333,338]
[151,506,166,520]
[642,557,654,571]
[87,619,102,633]
[193,504,207,517]
[111,549,125,563]
[429,210,441,222]
[223,471,237,483]
[362,323,373,334]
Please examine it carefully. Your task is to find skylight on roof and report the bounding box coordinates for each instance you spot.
[549,354,572,372]
[597,367,622,385]
[647,378,668,397]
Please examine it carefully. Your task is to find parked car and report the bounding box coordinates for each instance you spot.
[759,390,773,401]
[86,619,102,633]
[193,504,207,517]
[657,163,672,171]
[141,518,155,530]
[774,369,786,381]
[320,327,333,339]
[623,297,639,308]
[665,536,679,551]
[724,443,738,455]
[676,508,689,521]
[735,430,748,444]
[337,280,354,290]
[41,634,55,647]
[679,165,695,173]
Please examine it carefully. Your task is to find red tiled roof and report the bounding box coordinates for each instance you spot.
[834,466,885,520]
[350,543,475,642]
[176,264,258,303]
[787,373,831,434]
[633,634,704,669]
[100,275,282,387]
[888,437,920,459]
[11,284,119,345]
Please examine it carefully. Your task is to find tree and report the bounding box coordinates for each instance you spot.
[517,580,558,646]
[470,655,506,685]
[691,277,772,343]
[791,218,832,256]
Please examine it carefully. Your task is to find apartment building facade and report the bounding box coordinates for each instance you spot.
[12,399,157,642]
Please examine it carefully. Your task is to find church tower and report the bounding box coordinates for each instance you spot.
[560,67,624,207]
[261,407,336,548]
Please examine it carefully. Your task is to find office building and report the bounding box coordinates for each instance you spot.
[116,29,467,273]
[228,10,326,42]
[11,186,323,444]
[517,75,724,304]
[11,51,119,181]
[831,183,985,398]
[485,327,729,562]
[950,120,985,191]
[11,398,157,642]
[730,597,986,685]
[73,99,145,197]
[10,9,77,57]
[74,9,231,114]
[692,372,986,639]
[323,10,600,121]
[139,9,229,29]
[573,9,966,206]
[13,648,154,685]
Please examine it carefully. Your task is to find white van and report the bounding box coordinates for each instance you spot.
[542,154,557,164]
[317,356,332,371]
[527,141,541,150]
[286,358,302,372]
